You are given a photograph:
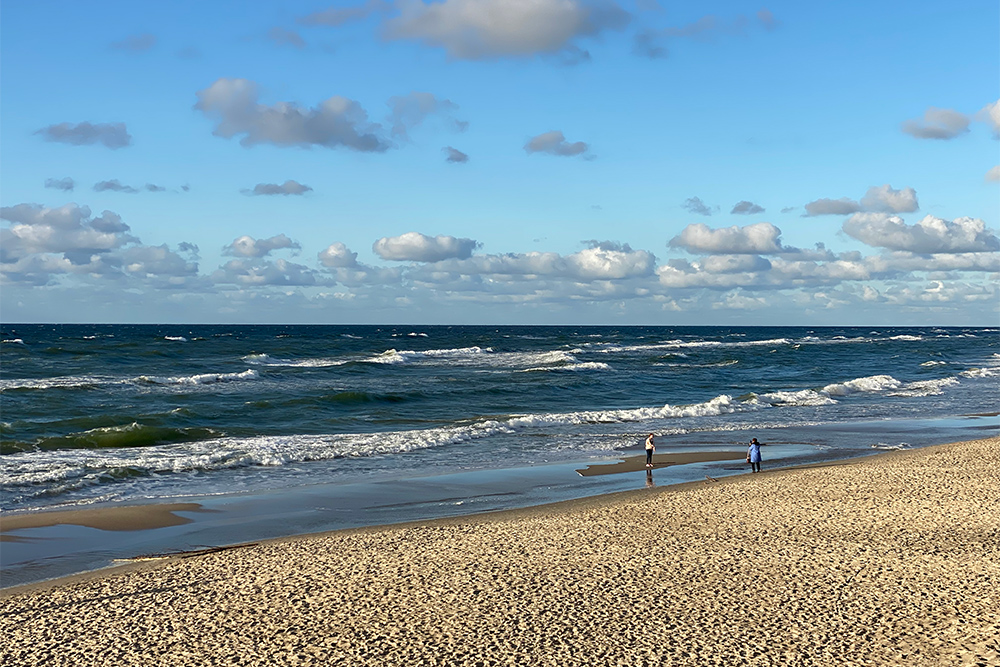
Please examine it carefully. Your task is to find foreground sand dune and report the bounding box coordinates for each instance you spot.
[3,437,999,666]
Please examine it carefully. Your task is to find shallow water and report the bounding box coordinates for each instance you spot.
[2,324,998,515]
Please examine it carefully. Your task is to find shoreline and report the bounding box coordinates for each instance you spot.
[2,436,997,665]
[0,438,979,597]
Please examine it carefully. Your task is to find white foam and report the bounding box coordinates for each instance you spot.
[960,367,999,378]
[164,336,188,342]
[243,353,346,368]
[888,377,959,397]
[362,347,577,369]
[2,338,25,344]
[0,376,110,392]
[520,362,612,373]
[754,390,837,407]
[820,374,902,396]
[920,361,947,367]
[139,369,259,385]
[888,335,923,341]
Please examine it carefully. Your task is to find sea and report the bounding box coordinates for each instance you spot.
[3,324,998,519]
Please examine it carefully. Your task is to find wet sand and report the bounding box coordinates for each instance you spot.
[0,503,208,540]
[2,437,998,666]
[576,450,746,475]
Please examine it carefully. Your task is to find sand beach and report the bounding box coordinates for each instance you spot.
[2,436,998,666]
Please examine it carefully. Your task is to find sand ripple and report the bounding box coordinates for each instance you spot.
[2,437,998,666]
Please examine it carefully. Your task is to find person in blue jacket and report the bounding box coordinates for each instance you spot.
[747,437,763,473]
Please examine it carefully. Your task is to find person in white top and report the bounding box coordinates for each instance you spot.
[645,433,656,468]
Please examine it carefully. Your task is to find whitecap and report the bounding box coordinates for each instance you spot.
[139,369,259,385]
[164,336,188,342]
[820,374,902,396]
[888,377,959,397]
[919,361,947,367]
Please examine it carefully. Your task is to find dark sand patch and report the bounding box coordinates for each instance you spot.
[576,451,746,476]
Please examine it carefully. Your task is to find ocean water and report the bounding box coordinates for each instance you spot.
[2,324,998,515]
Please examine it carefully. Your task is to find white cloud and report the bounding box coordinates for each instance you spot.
[979,99,1000,137]
[859,184,919,213]
[318,242,360,268]
[384,0,630,61]
[524,130,589,157]
[373,232,479,262]
[565,244,655,279]
[243,180,313,196]
[669,222,786,254]
[35,122,132,149]
[121,245,199,279]
[195,78,391,152]
[213,258,320,286]
[1,203,136,264]
[223,234,301,258]
[901,107,970,140]
[699,254,771,273]
[843,213,999,254]
[987,165,1000,182]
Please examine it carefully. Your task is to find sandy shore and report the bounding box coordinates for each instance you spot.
[2,437,998,666]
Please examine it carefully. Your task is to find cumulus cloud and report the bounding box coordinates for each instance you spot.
[195,78,391,152]
[524,130,589,157]
[35,122,132,149]
[1,203,136,266]
[387,91,467,139]
[373,232,479,262]
[94,179,138,194]
[145,183,167,192]
[45,177,75,192]
[668,222,786,255]
[901,107,970,140]
[384,0,630,61]
[567,242,655,279]
[121,244,199,278]
[223,234,302,258]
[700,254,772,273]
[318,242,360,268]
[243,180,313,196]
[213,258,319,286]
[859,184,919,213]
[980,99,1000,138]
[443,146,469,163]
[267,27,306,48]
[986,165,1000,182]
[111,33,156,52]
[731,200,764,215]
[843,213,999,254]
[682,196,714,216]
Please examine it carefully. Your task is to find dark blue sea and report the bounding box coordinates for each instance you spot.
[3,324,998,517]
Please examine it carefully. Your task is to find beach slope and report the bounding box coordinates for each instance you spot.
[2,437,998,666]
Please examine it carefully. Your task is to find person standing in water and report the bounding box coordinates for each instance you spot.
[747,437,763,473]
[645,433,656,468]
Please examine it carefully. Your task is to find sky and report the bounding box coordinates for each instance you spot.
[1,0,998,325]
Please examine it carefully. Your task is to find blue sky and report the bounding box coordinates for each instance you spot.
[1,0,997,324]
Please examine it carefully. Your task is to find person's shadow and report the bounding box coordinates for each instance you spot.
[646,468,655,488]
